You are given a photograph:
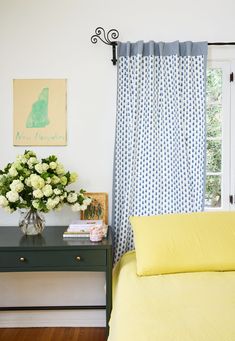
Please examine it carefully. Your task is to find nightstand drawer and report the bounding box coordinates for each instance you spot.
[0,249,106,269]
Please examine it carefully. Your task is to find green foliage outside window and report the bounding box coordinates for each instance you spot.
[205,68,222,207]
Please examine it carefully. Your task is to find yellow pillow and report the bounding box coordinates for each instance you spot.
[130,212,235,276]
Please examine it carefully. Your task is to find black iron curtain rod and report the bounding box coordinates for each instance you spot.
[208,42,235,45]
[91,27,235,65]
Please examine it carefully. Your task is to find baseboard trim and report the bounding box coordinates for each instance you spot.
[0,310,106,327]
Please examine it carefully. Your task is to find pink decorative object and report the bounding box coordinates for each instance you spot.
[89,226,104,242]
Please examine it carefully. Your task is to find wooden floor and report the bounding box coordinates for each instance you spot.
[0,328,106,341]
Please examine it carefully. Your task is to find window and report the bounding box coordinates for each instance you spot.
[205,61,231,210]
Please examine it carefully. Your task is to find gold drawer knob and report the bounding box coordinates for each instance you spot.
[19,257,26,262]
[76,256,81,261]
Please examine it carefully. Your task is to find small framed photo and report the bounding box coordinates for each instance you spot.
[81,192,108,225]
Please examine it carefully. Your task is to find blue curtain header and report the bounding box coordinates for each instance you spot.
[118,41,208,58]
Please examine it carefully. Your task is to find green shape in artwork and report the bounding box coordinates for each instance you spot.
[26,87,49,128]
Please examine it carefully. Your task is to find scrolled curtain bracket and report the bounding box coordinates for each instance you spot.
[91,27,119,65]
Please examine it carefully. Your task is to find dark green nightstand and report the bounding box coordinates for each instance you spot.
[0,225,113,333]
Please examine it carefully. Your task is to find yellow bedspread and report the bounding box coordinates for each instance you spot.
[108,251,235,341]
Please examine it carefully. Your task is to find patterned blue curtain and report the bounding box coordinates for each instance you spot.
[112,41,208,262]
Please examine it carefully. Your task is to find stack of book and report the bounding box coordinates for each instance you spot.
[63,220,105,238]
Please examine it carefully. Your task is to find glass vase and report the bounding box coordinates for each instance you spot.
[19,208,45,235]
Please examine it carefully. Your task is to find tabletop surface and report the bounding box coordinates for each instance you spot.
[0,226,112,250]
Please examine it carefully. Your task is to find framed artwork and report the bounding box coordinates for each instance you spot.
[81,192,108,225]
[13,79,67,146]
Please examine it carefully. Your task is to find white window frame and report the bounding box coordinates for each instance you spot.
[206,60,231,211]
[230,60,235,209]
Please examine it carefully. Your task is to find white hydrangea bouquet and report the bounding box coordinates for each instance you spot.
[0,150,91,234]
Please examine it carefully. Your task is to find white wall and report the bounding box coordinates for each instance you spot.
[0,0,235,327]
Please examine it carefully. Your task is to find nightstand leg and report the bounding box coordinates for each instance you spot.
[106,247,113,337]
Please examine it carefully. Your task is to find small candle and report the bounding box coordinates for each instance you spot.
[89,226,103,242]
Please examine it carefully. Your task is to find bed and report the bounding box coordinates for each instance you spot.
[108,212,235,341]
